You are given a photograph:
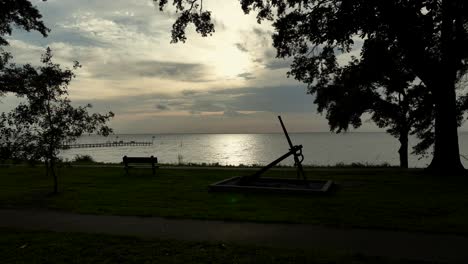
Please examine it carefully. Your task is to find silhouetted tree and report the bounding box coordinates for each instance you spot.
[155,0,214,43]
[0,0,48,45]
[310,39,435,168]
[0,48,114,194]
[157,0,468,173]
[0,0,49,95]
[318,40,468,167]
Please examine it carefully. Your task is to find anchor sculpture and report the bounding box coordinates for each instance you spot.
[209,116,333,194]
[239,116,306,185]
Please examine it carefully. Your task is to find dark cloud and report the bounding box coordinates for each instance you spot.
[237,72,256,80]
[264,49,276,58]
[253,58,263,63]
[189,100,225,112]
[156,104,169,111]
[91,60,211,82]
[72,85,315,118]
[166,99,192,109]
[252,27,272,47]
[261,48,293,70]
[264,58,292,70]
[181,89,200,96]
[210,85,315,113]
[252,27,272,37]
[160,86,316,114]
[234,43,248,53]
[72,93,175,114]
[10,28,108,48]
[110,15,164,37]
[223,109,245,117]
[243,48,293,70]
[200,85,315,113]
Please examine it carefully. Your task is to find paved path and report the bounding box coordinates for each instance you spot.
[0,209,467,263]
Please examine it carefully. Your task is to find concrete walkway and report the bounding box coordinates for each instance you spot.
[0,209,467,263]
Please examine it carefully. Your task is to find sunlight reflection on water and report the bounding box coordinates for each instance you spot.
[60,133,468,168]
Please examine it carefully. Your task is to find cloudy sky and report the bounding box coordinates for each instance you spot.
[1,0,377,134]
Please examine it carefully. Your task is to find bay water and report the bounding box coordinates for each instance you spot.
[60,132,468,168]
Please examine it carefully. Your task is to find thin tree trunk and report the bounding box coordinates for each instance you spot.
[398,132,409,169]
[45,160,49,178]
[51,158,58,194]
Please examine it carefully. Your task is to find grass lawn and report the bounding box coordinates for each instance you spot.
[0,229,433,263]
[1,165,468,234]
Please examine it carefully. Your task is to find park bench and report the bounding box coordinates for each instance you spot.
[123,156,159,176]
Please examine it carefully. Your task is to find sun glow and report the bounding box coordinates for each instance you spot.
[210,46,252,79]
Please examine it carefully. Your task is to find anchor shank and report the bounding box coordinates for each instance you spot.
[278,116,294,149]
[279,116,306,180]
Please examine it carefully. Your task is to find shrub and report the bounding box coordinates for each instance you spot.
[73,154,95,163]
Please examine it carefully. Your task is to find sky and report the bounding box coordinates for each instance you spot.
[0,0,377,134]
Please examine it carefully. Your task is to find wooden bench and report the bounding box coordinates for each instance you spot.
[123,156,159,176]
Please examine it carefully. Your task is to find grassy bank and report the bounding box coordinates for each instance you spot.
[1,166,468,234]
[0,229,432,263]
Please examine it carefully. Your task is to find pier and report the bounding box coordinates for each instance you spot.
[62,141,153,149]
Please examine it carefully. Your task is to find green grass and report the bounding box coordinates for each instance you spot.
[0,229,434,263]
[1,165,468,234]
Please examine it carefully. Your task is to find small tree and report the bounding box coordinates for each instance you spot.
[0,48,114,194]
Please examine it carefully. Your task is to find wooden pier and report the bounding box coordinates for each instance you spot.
[62,141,153,149]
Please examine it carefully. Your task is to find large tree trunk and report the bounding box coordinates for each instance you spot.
[427,0,465,174]
[398,132,409,169]
[428,80,464,173]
